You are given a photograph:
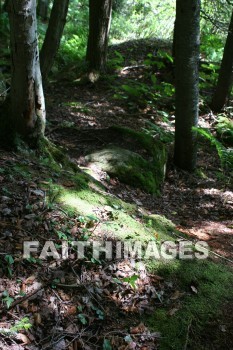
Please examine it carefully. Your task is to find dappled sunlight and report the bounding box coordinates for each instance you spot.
[0,0,233,346]
[60,191,96,215]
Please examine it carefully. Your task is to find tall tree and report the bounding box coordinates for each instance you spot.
[1,0,8,13]
[40,0,70,81]
[0,0,46,145]
[211,9,233,112]
[172,19,177,59]
[86,0,113,74]
[174,0,200,171]
[37,0,50,21]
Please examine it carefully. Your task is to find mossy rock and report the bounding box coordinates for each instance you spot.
[85,144,166,194]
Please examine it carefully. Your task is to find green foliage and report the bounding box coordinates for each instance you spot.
[193,126,233,170]
[2,291,14,309]
[199,62,219,90]
[144,50,173,69]
[216,115,233,146]
[37,21,47,48]
[113,49,175,108]
[37,0,89,69]
[107,50,124,70]
[200,32,224,62]
[115,77,174,109]
[11,317,32,332]
[0,12,10,38]
[121,82,151,108]
[111,0,175,41]
[77,313,88,325]
[114,81,152,108]
[59,33,87,65]
[122,274,139,289]
[103,339,112,350]
[143,120,174,143]
[4,254,14,277]
[201,0,232,36]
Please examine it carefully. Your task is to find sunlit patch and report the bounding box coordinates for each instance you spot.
[60,192,95,215]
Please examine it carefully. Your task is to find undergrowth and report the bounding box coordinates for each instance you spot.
[194,126,233,171]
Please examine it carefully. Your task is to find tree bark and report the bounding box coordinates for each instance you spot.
[6,0,46,144]
[172,19,177,59]
[37,0,49,21]
[174,0,200,171]
[40,0,69,81]
[1,0,8,13]
[86,0,113,73]
[211,9,233,112]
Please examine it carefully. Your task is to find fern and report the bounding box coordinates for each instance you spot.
[193,127,233,170]
[143,121,174,143]
[216,116,233,146]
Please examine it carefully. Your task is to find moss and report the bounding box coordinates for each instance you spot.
[12,164,32,179]
[86,144,166,194]
[47,179,175,243]
[146,260,233,350]
[112,126,167,192]
[145,214,175,236]
[111,125,167,171]
[37,137,78,172]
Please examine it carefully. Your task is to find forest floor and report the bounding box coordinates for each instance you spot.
[47,39,233,262]
[0,39,233,350]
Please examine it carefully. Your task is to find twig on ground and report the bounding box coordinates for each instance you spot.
[0,284,47,313]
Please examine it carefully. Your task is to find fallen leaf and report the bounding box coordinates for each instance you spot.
[130,323,147,334]
[65,305,77,316]
[190,285,198,294]
[25,275,37,285]
[17,333,30,344]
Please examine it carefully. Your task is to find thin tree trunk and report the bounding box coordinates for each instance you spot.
[37,0,49,21]
[7,0,46,143]
[174,0,200,171]
[86,0,113,73]
[211,9,233,112]
[2,0,8,12]
[40,0,69,81]
[172,19,177,59]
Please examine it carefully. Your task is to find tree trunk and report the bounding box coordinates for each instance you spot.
[6,0,46,144]
[86,0,113,73]
[211,10,233,112]
[37,0,49,21]
[1,0,8,13]
[172,19,177,59]
[40,0,69,81]
[174,0,200,171]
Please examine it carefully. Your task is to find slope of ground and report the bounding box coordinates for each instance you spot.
[0,38,232,350]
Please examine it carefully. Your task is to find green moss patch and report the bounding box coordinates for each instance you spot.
[146,260,233,350]
[84,127,167,194]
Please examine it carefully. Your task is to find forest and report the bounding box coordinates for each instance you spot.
[0,0,232,349]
